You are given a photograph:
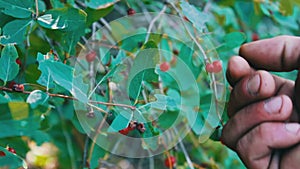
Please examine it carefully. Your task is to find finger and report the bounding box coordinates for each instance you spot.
[227,70,276,117]
[236,122,300,169]
[226,56,253,87]
[239,35,300,71]
[281,143,300,169]
[222,95,293,150]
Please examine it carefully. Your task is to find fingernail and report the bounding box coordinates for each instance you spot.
[264,97,282,114]
[247,74,260,95]
[285,123,300,134]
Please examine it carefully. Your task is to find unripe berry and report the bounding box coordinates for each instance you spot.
[164,156,176,168]
[160,62,170,72]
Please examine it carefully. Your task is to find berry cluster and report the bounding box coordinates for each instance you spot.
[205,60,222,73]
[118,121,146,135]
[12,84,24,92]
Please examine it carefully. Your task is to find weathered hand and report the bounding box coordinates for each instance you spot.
[221,36,300,169]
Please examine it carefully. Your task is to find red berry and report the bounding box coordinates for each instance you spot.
[8,81,16,89]
[183,16,189,22]
[119,128,130,135]
[205,63,214,73]
[86,51,97,62]
[0,151,6,157]
[252,33,259,41]
[172,49,179,55]
[212,60,222,73]
[160,62,170,72]
[127,8,136,16]
[16,58,21,66]
[12,84,24,92]
[137,123,146,133]
[164,156,176,168]
[7,147,16,154]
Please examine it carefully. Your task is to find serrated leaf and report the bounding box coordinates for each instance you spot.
[0,19,32,45]
[85,0,119,9]
[180,1,209,30]
[37,7,87,31]
[26,90,49,108]
[0,0,34,18]
[0,45,19,83]
[107,111,132,132]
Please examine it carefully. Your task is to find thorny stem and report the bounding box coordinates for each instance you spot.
[0,86,136,111]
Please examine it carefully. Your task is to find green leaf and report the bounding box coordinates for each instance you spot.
[26,90,49,108]
[0,0,34,18]
[38,59,88,103]
[218,32,246,51]
[85,0,119,9]
[0,45,19,83]
[279,0,293,16]
[180,1,208,30]
[127,42,159,103]
[148,94,177,110]
[90,145,106,169]
[8,102,29,120]
[0,147,27,168]
[37,7,87,31]
[0,94,9,104]
[107,111,132,132]
[85,6,114,26]
[0,19,32,45]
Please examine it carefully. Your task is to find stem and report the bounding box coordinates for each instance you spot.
[144,5,167,43]
[174,128,195,169]
[35,0,39,17]
[0,86,136,111]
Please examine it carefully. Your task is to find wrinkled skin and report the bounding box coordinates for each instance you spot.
[221,36,300,169]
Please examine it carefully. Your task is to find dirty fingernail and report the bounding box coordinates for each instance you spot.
[264,97,282,114]
[285,123,300,134]
[247,74,260,95]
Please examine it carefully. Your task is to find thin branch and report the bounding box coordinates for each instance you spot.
[0,86,136,111]
[144,5,167,43]
[35,0,39,17]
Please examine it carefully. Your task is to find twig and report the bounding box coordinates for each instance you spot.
[174,128,195,169]
[35,0,39,17]
[144,5,167,43]
[0,86,136,111]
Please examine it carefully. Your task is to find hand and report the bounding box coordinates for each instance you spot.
[221,35,300,169]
